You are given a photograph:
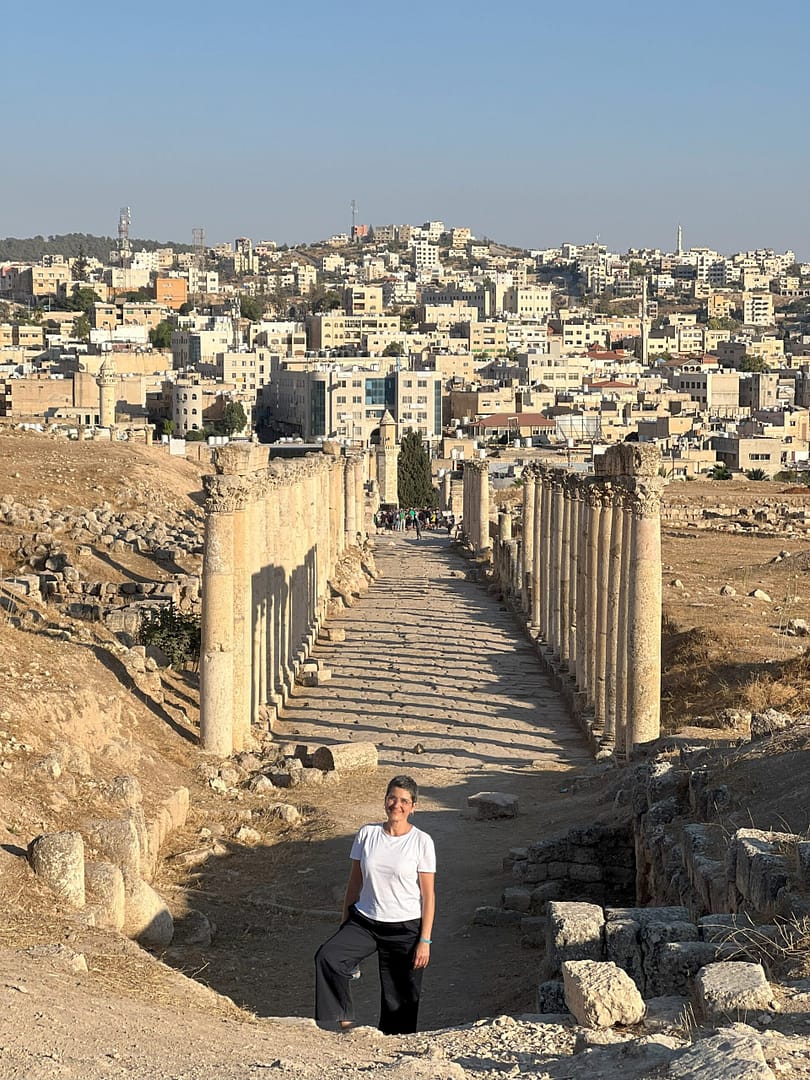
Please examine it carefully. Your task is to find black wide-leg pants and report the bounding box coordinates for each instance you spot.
[314,905,424,1034]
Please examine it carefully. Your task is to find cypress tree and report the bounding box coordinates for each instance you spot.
[397,430,437,507]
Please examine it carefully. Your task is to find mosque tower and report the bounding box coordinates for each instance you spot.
[376,410,399,507]
[96,355,118,429]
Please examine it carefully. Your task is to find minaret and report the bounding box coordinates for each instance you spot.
[677,223,683,257]
[376,410,399,506]
[96,355,118,429]
[640,277,649,365]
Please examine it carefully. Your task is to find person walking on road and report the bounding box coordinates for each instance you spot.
[314,775,436,1034]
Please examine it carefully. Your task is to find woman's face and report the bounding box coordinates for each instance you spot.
[385,786,415,823]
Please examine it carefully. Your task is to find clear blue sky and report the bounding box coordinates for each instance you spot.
[4,0,809,257]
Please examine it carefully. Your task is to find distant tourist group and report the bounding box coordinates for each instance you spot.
[373,508,457,539]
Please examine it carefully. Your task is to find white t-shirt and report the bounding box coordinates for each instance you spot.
[350,823,436,922]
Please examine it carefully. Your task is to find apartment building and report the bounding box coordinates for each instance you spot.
[503,284,552,321]
[265,364,442,445]
[342,285,383,315]
[306,313,401,353]
[743,291,775,326]
[673,367,741,414]
[413,241,441,271]
[216,348,273,393]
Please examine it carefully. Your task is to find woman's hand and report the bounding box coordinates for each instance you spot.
[413,941,431,969]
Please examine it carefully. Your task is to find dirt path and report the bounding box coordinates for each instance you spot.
[240,531,597,1029]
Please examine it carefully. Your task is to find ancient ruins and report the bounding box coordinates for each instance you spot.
[199,441,372,756]
[464,443,664,758]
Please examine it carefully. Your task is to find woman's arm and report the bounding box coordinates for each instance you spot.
[341,859,363,922]
[413,871,435,969]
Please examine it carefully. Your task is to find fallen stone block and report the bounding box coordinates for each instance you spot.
[467,791,519,819]
[645,940,718,998]
[172,909,214,948]
[85,817,141,875]
[320,627,346,643]
[502,887,532,913]
[122,870,174,948]
[311,742,377,773]
[472,906,523,927]
[84,861,125,931]
[562,960,646,1028]
[546,901,605,972]
[28,831,86,908]
[696,962,777,1020]
[668,1023,776,1079]
[271,803,302,825]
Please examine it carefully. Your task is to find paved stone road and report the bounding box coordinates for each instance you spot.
[283,532,591,778]
[277,531,596,1028]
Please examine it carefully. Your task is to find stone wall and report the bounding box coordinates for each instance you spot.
[199,443,371,757]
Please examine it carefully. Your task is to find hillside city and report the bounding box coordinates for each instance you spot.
[2,213,810,480]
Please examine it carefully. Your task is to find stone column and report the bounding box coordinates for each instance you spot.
[615,487,634,756]
[200,476,241,755]
[584,484,602,709]
[354,454,365,543]
[626,478,664,753]
[539,470,552,642]
[558,478,572,667]
[498,510,512,542]
[593,484,613,735]
[531,466,542,631]
[475,462,490,554]
[604,487,625,750]
[566,479,580,672]
[344,456,357,547]
[521,466,536,613]
[578,481,591,691]
[231,490,250,752]
[549,472,564,656]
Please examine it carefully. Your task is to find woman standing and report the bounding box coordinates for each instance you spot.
[314,775,436,1034]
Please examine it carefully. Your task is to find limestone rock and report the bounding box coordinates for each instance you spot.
[720,584,737,596]
[84,860,125,931]
[696,962,777,1020]
[668,1023,775,1079]
[234,825,262,845]
[85,816,141,875]
[749,589,772,602]
[562,959,646,1028]
[172,909,214,948]
[108,773,142,807]
[28,831,85,908]
[750,709,791,738]
[467,791,519,819]
[271,803,302,825]
[122,870,174,948]
[787,617,809,636]
[546,902,605,971]
[24,943,88,975]
[311,741,377,773]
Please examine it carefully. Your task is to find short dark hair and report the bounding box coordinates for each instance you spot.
[386,775,418,803]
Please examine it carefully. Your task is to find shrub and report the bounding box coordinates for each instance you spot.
[137,605,201,669]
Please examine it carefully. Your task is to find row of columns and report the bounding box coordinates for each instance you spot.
[461,460,490,555]
[492,444,664,758]
[200,442,366,757]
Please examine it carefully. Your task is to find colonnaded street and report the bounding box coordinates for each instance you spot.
[272,529,597,1028]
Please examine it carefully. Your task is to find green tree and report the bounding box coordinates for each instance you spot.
[72,313,90,339]
[65,286,101,313]
[149,320,174,349]
[311,289,341,313]
[739,353,770,372]
[745,468,768,480]
[240,295,264,322]
[137,604,201,670]
[382,341,404,357]
[185,428,208,442]
[159,418,175,437]
[221,399,248,436]
[72,246,89,280]
[397,431,436,508]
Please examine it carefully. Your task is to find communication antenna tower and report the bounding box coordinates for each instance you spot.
[118,206,132,267]
[350,199,358,239]
[192,226,206,268]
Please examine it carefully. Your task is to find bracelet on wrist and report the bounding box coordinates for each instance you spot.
[420,937,432,944]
